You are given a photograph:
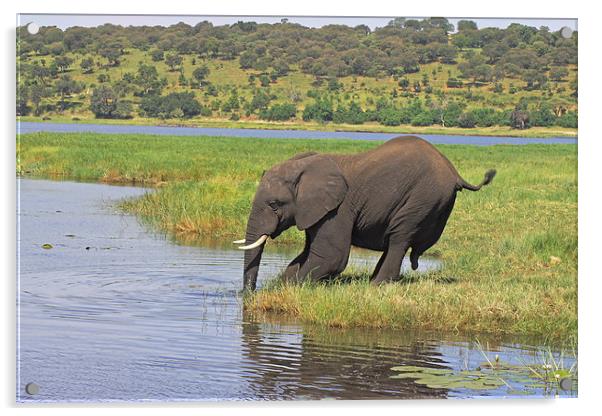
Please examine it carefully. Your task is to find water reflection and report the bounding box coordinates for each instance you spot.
[240,321,449,399]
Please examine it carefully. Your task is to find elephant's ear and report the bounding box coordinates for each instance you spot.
[294,155,348,230]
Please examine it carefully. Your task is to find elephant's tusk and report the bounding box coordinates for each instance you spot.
[232,239,246,244]
[237,235,268,250]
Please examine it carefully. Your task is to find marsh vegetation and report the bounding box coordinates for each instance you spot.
[17,132,577,341]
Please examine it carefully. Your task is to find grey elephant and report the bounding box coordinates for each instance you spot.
[236,136,496,291]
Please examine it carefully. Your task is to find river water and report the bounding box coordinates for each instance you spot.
[18,121,577,145]
[16,178,577,402]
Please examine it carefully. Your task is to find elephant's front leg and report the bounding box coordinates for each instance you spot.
[283,232,311,283]
[294,211,352,282]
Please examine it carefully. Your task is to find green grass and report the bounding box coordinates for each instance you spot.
[17,132,577,341]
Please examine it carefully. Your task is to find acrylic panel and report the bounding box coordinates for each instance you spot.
[16,14,578,402]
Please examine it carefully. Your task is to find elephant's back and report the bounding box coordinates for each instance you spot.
[357,136,458,184]
[345,136,458,239]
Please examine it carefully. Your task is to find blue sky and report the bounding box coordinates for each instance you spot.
[17,14,577,32]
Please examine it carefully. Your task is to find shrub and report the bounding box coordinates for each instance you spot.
[259,103,297,121]
[457,112,477,128]
[556,111,577,128]
[446,78,463,88]
[410,112,435,126]
[140,92,202,119]
[332,102,366,124]
[302,98,333,122]
[470,108,499,127]
[530,103,556,127]
[377,107,401,126]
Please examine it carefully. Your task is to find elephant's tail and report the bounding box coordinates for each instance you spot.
[456,169,497,192]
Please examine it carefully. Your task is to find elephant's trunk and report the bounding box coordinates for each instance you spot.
[242,228,265,291]
[242,203,272,291]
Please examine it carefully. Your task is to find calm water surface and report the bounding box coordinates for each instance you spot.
[17,179,576,402]
[18,121,577,145]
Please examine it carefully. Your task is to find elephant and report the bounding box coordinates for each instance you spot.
[236,136,496,291]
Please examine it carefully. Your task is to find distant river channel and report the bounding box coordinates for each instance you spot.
[19,121,577,145]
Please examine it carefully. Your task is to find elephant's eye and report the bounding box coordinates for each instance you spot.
[268,201,279,211]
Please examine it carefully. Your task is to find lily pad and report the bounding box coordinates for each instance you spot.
[390,372,425,379]
[390,365,453,375]
[391,364,508,391]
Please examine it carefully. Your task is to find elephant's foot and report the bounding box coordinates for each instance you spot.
[370,241,408,285]
[370,273,400,285]
[282,263,301,283]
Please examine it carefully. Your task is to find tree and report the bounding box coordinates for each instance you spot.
[239,50,258,69]
[90,85,118,118]
[98,72,112,83]
[135,63,166,96]
[29,84,47,115]
[165,53,183,71]
[192,65,210,87]
[482,42,509,64]
[523,69,548,90]
[221,90,240,113]
[398,78,410,91]
[99,45,123,66]
[17,84,29,116]
[437,44,458,64]
[151,49,164,62]
[396,49,420,73]
[80,57,95,74]
[549,66,569,82]
[473,64,493,83]
[31,65,51,86]
[54,75,80,111]
[54,56,73,73]
[249,90,271,112]
[259,74,270,87]
[272,59,290,77]
[457,20,478,32]
[327,77,342,91]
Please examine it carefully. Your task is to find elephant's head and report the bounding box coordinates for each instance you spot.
[236,152,348,291]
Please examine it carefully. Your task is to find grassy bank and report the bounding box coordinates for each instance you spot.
[17,132,577,340]
[19,116,577,138]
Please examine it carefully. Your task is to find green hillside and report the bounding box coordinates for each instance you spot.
[17,18,577,135]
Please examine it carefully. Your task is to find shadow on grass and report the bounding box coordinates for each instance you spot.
[263,268,457,290]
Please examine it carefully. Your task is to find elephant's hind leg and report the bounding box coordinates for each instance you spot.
[370,237,410,285]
